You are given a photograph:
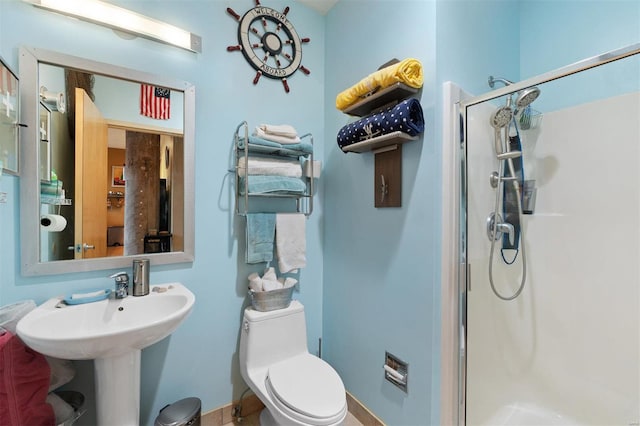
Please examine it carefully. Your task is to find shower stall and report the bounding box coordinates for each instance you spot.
[445,43,640,425]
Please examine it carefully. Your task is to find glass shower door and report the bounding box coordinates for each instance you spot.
[463,58,640,426]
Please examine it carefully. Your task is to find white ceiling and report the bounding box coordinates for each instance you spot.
[295,0,339,15]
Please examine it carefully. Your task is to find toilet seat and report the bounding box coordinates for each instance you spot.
[265,354,347,425]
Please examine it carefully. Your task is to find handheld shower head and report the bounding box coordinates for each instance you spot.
[490,105,513,158]
[515,86,541,111]
[490,105,513,129]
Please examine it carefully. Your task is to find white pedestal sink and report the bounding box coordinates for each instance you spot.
[17,283,195,426]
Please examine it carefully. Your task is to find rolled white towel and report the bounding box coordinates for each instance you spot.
[283,277,298,289]
[248,272,263,292]
[262,279,283,291]
[259,123,298,138]
[263,267,278,282]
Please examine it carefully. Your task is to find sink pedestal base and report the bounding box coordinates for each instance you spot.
[94,350,141,426]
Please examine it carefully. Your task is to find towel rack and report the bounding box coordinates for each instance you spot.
[233,121,314,217]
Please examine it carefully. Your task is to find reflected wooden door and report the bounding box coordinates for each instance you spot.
[74,88,108,259]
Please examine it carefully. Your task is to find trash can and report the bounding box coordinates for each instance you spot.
[154,397,201,426]
[0,300,36,333]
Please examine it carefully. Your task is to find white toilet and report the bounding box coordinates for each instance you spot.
[239,300,347,426]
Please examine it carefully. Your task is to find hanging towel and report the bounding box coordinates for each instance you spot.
[276,213,307,273]
[246,213,276,264]
[0,331,55,426]
[335,58,424,111]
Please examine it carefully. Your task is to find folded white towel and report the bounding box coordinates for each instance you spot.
[237,155,302,177]
[259,123,298,138]
[255,127,301,145]
[276,213,306,273]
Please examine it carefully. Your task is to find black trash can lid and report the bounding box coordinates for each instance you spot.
[154,397,201,426]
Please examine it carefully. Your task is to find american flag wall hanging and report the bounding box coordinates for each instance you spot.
[140,84,171,120]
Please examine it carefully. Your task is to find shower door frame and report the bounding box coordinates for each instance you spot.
[440,42,640,426]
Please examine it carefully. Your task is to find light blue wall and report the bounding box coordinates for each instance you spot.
[1,0,638,425]
[322,2,438,424]
[322,1,519,424]
[0,1,325,424]
[520,0,640,112]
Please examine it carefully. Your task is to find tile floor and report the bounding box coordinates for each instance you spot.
[222,410,364,425]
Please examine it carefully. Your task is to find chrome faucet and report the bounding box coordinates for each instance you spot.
[110,271,130,299]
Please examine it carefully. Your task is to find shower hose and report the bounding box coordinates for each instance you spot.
[488,149,527,301]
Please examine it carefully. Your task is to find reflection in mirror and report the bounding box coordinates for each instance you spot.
[20,46,195,276]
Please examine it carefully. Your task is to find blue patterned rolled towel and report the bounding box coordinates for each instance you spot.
[336,98,424,151]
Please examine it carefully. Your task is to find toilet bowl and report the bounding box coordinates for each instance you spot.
[239,301,347,426]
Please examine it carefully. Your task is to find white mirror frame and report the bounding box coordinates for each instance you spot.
[19,46,195,276]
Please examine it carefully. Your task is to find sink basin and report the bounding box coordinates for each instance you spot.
[17,282,195,426]
[17,282,195,359]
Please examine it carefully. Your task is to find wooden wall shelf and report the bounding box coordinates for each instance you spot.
[342,83,418,117]
[341,131,417,154]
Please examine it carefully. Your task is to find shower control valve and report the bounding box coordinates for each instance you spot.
[486,213,515,245]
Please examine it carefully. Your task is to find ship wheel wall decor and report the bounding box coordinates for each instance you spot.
[227,1,311,93]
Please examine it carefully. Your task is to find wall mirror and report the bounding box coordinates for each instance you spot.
[20,46,195,276]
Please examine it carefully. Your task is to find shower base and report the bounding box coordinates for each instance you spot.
[485,402,580,426]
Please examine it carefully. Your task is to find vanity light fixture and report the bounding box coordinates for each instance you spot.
[23,0,202,53]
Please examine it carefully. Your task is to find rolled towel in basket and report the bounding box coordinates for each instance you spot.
[337,98,425,151]
[335,58,424,111]
[248,273,263,292]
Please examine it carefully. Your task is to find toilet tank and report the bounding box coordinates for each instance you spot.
[240,300,308,372]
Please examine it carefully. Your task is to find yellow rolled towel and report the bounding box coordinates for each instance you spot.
[335,58,424,111]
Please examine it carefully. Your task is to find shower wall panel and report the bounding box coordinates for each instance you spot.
[465,92,640,425]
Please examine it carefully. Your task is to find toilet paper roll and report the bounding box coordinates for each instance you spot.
[40,214,67,232]
[40,86,66,113]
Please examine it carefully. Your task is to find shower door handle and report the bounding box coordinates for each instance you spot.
[466,262,471,292]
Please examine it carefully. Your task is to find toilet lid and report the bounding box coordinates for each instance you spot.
[267,354,346,420]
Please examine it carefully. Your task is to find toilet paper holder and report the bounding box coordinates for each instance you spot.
[383,351,408,392]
